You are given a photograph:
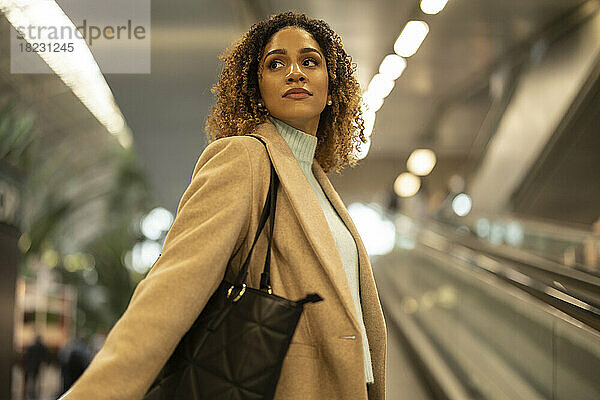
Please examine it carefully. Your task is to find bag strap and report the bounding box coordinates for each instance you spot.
[232,135,279,293]
[260,156,278,293]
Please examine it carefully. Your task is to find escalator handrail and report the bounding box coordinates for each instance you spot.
[429,219,600,287]
[419,229,600,333]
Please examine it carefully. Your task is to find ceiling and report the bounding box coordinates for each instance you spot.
[1,0,590,213]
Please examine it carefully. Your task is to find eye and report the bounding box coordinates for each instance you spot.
[268,60,283,69]
[303,58,318,67]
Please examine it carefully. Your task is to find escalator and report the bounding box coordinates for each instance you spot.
[426,219,600,332]
[374,212,600,400]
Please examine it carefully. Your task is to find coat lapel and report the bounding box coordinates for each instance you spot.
[252,121,362,332]
[312,154,387,395]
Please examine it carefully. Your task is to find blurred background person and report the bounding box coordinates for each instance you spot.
[22,335,49,400]
[58,333,92,396]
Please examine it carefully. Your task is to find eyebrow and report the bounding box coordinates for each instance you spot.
[263,47,323,62]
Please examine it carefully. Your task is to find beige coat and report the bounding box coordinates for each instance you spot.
[60,120,387,400]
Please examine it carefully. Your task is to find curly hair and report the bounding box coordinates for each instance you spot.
[205,11,367,174]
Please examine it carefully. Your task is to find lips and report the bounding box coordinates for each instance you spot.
[283,88,312,97]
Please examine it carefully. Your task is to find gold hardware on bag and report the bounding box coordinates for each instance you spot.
[227,283,246,302]
[261,284,273,295]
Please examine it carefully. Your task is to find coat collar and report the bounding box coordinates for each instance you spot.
[251,120,367,332]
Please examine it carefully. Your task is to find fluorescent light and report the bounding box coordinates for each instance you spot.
[420,0,449,15]
[452,193,472,216]
[394,172,421,197]
[351,134,371,161]
[379,54,407,80]
[475,218,491,238]
[357,135,371,160]
[368,73,395,99]
[141,207,174,240]
[362,109,376,137]
[0,0,131,147]
[505,221,524,246]
[131,240,162,274]
[394,21,429,57]
[347,203,396,256]
[407,148,437,176]
[362,91,384,112]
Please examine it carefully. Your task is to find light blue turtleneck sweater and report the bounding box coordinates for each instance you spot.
[268,116,374,384]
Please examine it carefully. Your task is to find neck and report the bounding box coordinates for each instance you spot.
[275,115,320,136]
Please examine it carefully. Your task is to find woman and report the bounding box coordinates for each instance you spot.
[60,11,387,400]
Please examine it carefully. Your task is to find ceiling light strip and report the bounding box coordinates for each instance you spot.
[0,0,132,148]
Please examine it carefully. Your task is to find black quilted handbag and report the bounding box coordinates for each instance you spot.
[143,135,324,400]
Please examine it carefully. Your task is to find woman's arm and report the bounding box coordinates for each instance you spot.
[59,137,254,400]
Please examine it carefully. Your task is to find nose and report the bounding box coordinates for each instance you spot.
[286,62,306,82]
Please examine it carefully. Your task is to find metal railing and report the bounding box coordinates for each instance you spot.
[375,212,600,400]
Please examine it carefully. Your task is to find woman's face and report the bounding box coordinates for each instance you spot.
[258,27,329,134]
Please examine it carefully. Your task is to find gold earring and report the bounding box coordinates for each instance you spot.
[327,99,332,106]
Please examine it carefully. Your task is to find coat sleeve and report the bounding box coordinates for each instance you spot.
[59,137,255,400]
